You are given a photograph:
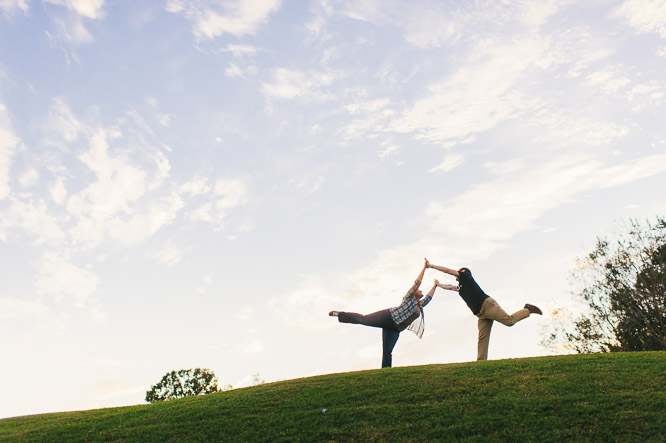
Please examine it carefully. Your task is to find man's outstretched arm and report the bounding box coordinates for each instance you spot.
[434,279,459,292]
[427,262,459,277]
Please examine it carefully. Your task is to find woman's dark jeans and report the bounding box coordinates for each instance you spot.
[338,309,400,368]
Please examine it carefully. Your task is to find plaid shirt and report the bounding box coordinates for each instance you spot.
[389,279,432,338]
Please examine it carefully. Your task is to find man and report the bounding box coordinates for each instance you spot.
[329,259,437,368]
[426,261,542,361]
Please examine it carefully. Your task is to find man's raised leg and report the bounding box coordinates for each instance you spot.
[480,297,529,327]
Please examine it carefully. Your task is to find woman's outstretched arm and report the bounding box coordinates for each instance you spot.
[420,281,438,307]
[416,258,429,282]
[405,259,429,299]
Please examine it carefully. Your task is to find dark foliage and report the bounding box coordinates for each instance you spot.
[544,216,666,353]
[145,368,219,403]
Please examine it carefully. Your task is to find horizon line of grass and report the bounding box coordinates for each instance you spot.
[1,351,664,442]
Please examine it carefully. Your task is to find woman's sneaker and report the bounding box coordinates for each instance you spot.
[524,304,542,315]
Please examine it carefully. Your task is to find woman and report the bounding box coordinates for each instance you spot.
[329,259,437,368]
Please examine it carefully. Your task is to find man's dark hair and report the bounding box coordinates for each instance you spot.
[458,267,472,277]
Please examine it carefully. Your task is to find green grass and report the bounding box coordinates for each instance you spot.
[1,352,665,442]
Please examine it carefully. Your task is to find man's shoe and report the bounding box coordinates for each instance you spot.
[329,311,340,317]
[524,304,542,315]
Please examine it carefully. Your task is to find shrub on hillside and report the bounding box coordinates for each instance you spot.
[543,216,666,353]
[146,368,220,403]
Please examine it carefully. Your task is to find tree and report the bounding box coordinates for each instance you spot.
[251,373,265,385]
[542,217,666,353]
[145,368,220,403]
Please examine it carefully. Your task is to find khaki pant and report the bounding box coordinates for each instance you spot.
[476,297,530,361]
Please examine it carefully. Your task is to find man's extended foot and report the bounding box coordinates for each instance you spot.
[524,304,542,315]
[329,311,340,317]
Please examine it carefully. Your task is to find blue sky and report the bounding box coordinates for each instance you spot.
[1,0,666,418]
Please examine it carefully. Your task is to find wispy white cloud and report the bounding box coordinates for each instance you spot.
[484,158,526,175]
[44,96,84,145]
[528,110,630,147]
[625,80,666,108]
[2,93,251,254]
[335,0,573,48]
[152,239,183,267]
[56,125,177,248]
[345,97,390,115]
[166,0,282,40]
[236,306,254,321]
[196,272,213,294]
[214,178,248,209]
[108,191,184,247]
[391,38,548,143]
[0,0,29,15]
[44,0,106,45]
[0,198,65,244]
[51,14,92,45]
[616,0,666,38]
[287,174,324,194]
[225,63,244,79]
[377,145,398,159]
[584,69,631,95]
[0,103,19,200]
[561,41,615,79]
[19,168,39,188]
[261,68,336,100]
[46,0,106,19]
[36,251,99,304]
[328,4,629,151]
[224,62,257,79]
[49,177,68,205]
[519,0,574,28]
[342,96,394,139]
[66,129,149,247]
[425,153,666,254]
[185,178,248,229]
[0,297,48,321]
[181,175,211,196]
[428,153,464,174]
[221,43,259,57]
[164,0,183,13]
[241,340,264,354]
[304,0,333,43]
[188,202,214,223]
[336,0,463,49]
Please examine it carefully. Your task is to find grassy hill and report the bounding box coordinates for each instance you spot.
[1,352,664,442]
